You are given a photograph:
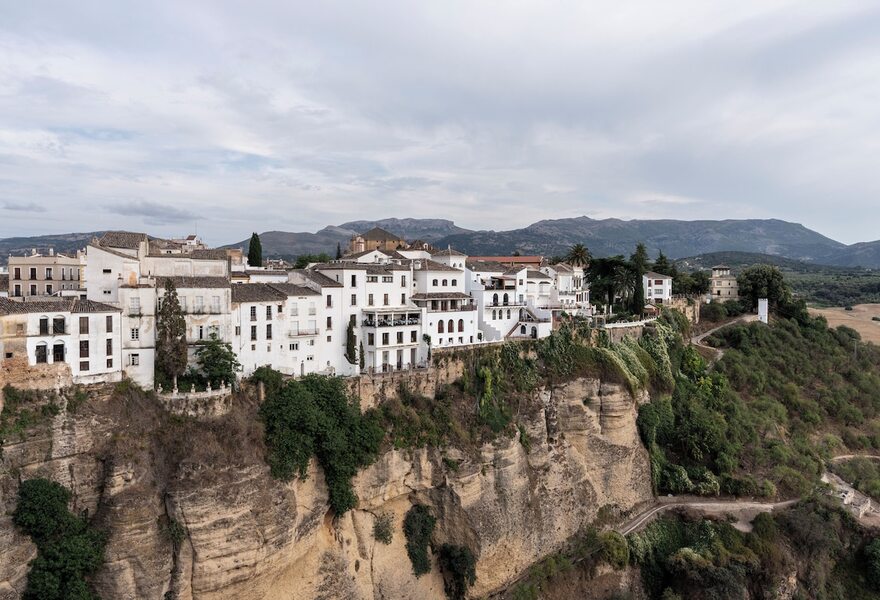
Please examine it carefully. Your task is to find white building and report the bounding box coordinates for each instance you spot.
[710,265,739,301]
[643,271,673,304]
[412,254,479,349]
[0,297,123,386]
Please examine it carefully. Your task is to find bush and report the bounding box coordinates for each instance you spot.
[403,504,436,576]
[13,479,106,600]
[373,512,394,545]
[599,531,630,569]
[438,544,477,599]
[259,372,383,515]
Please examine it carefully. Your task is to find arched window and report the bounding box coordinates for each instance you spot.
[442,279,448,286]
[451,279,457,286]
[492,293,499,306]
[432,279,438,286]
[531,326,538,338]
[438,320,444,333]
[520,325,526,335]
[447,319,454,333]
[506,309,511,319]
[457,319,464,332]
[503,293,509,305]
[492,310,497,320]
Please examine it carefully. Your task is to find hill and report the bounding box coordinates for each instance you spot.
[822,240,880,268]
[0,231,103,264]
[434,216,846,262]
[673,251,852,274]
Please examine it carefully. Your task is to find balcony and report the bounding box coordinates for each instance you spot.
[288,328,319,337]
[362,315,421,328]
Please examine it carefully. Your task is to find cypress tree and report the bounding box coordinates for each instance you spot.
[248,232,263,267]
[335,242,343,260]
[630,243,649,315]
[156,279,188,386]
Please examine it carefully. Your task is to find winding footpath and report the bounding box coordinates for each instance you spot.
[616,497,797,536]
[690,314,759,360]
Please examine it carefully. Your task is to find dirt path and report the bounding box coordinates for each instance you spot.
[690,314,758,361]
[617,497,796,536]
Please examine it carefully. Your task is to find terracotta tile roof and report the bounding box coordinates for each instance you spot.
[343,249,392,260]
[411,292,472,300]
[155,276,230,289]
[98,231,149,249]
[292,269,343,288]
[0,297,120,315]
[315,263,409,273]
[466,260,508,272]
[551,263,574,272]
[644,271,672,279]
[268,283,320,297]
[360,227,404,242]
[526,270,553,280]
[410,259,460,272]
[432,247,467,257]
[231,283,288,303]
[469,255,543,265]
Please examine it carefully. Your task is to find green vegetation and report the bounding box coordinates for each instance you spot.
[13,478,106,600]
[438,544,477,600]
[372,512,394,545]
[699,299,746,323]
[831,458,880,499]
[155,278,188,385]
[629,499,880,599]
[737,264,791,310]
[256,372,383,514]
[345,320,357,365]
[248,232,262,267]
[1,385,60,446]
[294,252,332,268]
[195,332,242,387]
[403,504,436,576]
[598,531,629,569]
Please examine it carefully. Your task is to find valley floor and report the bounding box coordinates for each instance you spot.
[809,303,880,343]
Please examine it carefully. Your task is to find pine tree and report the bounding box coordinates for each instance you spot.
[156,279,188,386]
[248,232,263,267]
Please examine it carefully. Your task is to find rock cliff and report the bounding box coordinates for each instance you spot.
[0,373,652,599]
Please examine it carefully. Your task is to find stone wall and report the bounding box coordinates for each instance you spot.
[156,385,234,419]
[347,358,465,409]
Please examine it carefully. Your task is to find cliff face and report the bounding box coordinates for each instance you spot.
[0,374,652,600]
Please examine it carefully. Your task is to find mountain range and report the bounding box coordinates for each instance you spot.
[2,217,879,268]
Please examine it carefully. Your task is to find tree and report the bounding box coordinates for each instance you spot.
[613,263,638,309]
[630,243,649,314]
[564,243,591,267]
[195,332,241,386]
[438,544,477,599]
[359,340,365,371]
[653,251,673,276]
[335,242,343,260]
[345,320,357,365]
[587,256,628,308]
[294,253,332,269]
[737,264,790,310]
[155,279,188,386]
[248,232,263,267]
[691,270,711,295]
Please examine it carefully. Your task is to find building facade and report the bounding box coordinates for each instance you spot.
[710,265,739,301]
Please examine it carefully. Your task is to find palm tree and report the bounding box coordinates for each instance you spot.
[613,264,638,307]
[565,243,591,267]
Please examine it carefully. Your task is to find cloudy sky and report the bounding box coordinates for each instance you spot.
[1,1,879,245]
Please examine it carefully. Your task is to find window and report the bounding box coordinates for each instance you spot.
[327,335,332,342]
[368,333,375,345]
[401,293,406,304]
[45,267,52,280]
[198,325,204,340]
[506,309,511,319]
[442,279,447,286]
[458,319,464,332]
[106,315,113,332]
[351,274,357,287]
[106,338,113,355]
[326,294,332,308]
[401,275,406,287]
[290,342,299,351]
[324,316,333,330]
[382,275,392,283]
[492,310,496,320]
[411,331,417,343]
[367,275,378,283]
[290,304,299,316]
[46,284,53,295]
[250,306,257,321]
[131,353,140,366]
[53,317,65,334]
[107,358,113,369]
[396,331,403,344]
[447,319,454,333]
[432,279,438,286]
[438,320,445,333]
[235,326,241,336]
[382,332,389,345]
[368,294,374,306]
[35,345,47,364]
[194,296,203,312]
[79,316,89,333]
[451,279,457,286]
[13,284,21,297]
[29,267,37,279]
[130,328,139,341]
[266,324,272,339]
[383,293,389,306]
[13,267,20,279]
[266,305,272,320]
[307,355,314,361]
[79,340,89,358]
[30,284,37,295]
[80,361,89,372]
[251,325,258,341]
[213,296,221,312]
[180,296,187,312]
[102,268,112,274]
[349,293,356,306]
[130,296,140,312]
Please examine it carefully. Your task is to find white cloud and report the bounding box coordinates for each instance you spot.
[0,0,879,244]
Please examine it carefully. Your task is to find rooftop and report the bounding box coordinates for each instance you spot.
[644,271,673,279]
[156,276,231,289]
[98,231,149,250]
[0,297,120,316]
[267,283,319,297]
[360,227,405,242]
[292,269,343,288]
[432,247,467,257]
[231,283,288,303]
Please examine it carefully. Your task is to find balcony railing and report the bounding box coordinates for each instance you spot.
[362,317,421,327]
[288,328,319,337]
[427,304,477,312]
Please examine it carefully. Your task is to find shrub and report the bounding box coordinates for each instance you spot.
[599,531,630,569]
[438,544,477,599]
[373,512,394,545]
[13,478,106,600]
[403,504,436,576]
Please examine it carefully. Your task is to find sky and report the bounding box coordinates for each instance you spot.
[1,1,879,246]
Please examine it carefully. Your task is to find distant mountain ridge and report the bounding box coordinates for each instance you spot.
[3,217,879,268]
